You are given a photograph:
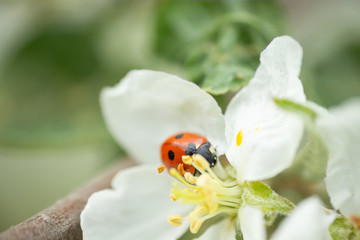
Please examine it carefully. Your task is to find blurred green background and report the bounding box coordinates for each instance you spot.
[1,0,360,232]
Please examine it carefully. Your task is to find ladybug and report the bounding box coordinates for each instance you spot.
[160,132,217,175]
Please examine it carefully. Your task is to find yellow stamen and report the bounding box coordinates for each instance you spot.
[170,193,177,201]
[182,155,192,165]
[168,215,183,227]
[236,129,243,146]
[168,155,243,234]
[255,127,260,132]
[177,163,185,176]
[170,168,200,189]
[190,219,204,233]
[184,172,197,184]
[193,154,210,170]
[197,175,218,212]
[157,165,165,173]
[192,205,208,216]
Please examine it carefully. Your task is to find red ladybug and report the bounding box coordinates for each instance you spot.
[160,132,217,175]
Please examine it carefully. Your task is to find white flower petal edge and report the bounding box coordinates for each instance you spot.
[238,206,266,240]
[101,70,226,164]
[225,36,306,181]
[271,197,335,240]
[318,97,360,217]
[237,197,334,240]
[80,165,191,240]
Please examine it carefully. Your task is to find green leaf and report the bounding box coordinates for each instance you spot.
[184,12,280,95]
[329,215,356,240]
[273,98,317,120]
[154,2,284,95]
[201,64,254,95]
[243,181,295,216]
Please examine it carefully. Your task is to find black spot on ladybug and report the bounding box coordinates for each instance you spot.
[185,143,196,156]
[175,133,184,139]
[168,150,175,161]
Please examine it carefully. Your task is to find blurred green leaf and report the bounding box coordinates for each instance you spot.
[154,1,284,95]
[187,12,278,94]
[200,64,253,95]
[329,215,356,240]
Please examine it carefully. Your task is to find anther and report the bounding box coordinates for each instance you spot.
[168,154,242,234]
[170,193,177,202]
[157,165,165,173]
[182,155,192,165]
[168,215,183,227]
[193,154,210,170]
[184,172,197,184]
[178,163,185,176]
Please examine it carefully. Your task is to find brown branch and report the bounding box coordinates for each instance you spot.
[0,159,136,240]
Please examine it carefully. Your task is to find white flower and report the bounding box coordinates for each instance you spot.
[81,36,306,239]
[317,97,360,220]
[239,197,335,240]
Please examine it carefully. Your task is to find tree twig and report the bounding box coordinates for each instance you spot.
[0,159,136,240]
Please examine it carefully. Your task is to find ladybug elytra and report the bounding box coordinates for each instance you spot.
[160,132,217,175]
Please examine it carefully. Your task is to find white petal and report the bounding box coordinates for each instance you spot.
[319,97,360,217]
[271,197,335,240]
[238,206,266,240]
[225,36,305,181]
[198,219,236,240]
[81,165,191,240]
[101,70,226,164]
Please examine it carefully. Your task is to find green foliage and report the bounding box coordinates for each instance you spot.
[0,23,118,149]
[243,181,295,216]
[329,215,356,240]
[154,1,284,95]
[302,38,360,108]
[200,64,253,95]
[185,13,274,95]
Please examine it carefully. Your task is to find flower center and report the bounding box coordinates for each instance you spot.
[167,154,243,233]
